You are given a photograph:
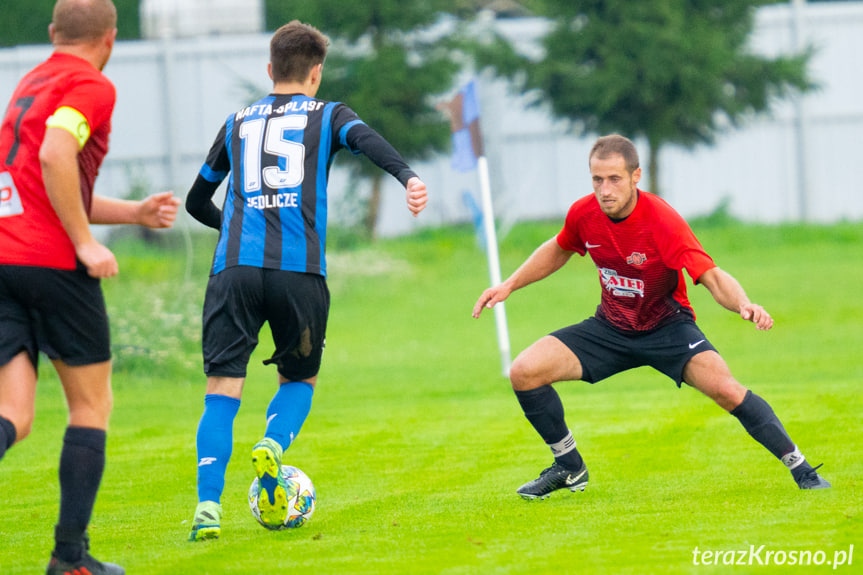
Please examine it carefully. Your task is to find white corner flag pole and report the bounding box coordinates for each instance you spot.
[476,155,512,377]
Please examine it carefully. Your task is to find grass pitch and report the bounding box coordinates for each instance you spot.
[0,220,860,574]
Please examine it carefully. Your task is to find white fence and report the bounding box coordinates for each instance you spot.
[1,2,861,237]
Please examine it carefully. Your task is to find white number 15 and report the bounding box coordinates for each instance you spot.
[239,115,307,193]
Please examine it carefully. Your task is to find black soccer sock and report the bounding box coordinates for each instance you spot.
[0,415,16,461]
[730,390,812,476]
[55,426,106,562]
[514,386,584,470]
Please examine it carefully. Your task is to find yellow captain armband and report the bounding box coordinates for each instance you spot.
[45,106,91,149]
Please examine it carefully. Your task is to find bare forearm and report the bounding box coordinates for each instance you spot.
[92,191,181,228]
[90,195,140,225]
[701,267,750,313]
[40,146,94,248]
[473,237,573,318]
[504,237,573,292]
[699,266,773,330]
[39,127,119,277]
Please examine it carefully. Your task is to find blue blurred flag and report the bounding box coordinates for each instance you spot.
[443,80,484,172]
[442,82,511,376]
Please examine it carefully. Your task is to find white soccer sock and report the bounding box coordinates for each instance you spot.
[781,446,806,470]
[548,430,577,457]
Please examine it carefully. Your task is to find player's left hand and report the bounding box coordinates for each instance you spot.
[406,177,427,216]
[138,191,181,228]
[740,303,773,331]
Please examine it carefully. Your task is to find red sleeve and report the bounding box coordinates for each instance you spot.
[649,196,715,282]
[57,74,116,132]
[555,195,592,255]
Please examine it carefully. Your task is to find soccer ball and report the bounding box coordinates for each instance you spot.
[248,465,316,529]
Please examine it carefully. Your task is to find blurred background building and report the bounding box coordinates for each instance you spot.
[139,0,265,39]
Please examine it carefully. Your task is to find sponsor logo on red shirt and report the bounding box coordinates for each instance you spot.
[626,252,648,266]
[599,267,644,298]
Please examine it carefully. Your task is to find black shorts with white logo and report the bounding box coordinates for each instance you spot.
[551,314,717,387]
[0,263,111,368]
[202,266,330,381]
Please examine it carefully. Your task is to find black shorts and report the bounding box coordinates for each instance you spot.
[202,266,329,380]
[0,263,111,368]
[551,315,717,387]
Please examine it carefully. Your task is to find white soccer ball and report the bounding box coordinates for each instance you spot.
[248,465,316,529]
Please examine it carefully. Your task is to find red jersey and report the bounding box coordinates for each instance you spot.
[0,52,115,270]
[556,190,716,332]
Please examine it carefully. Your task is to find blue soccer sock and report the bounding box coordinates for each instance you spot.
[264,381,314,452]
[196,394,241,504]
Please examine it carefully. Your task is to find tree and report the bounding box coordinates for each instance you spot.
[475,0,813,195]
[0,0,141,47]
[267,1,462,238]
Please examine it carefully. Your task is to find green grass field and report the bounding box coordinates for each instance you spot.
[1,219,860,574]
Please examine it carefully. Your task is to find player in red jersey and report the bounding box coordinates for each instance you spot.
[473,134,829,498]
[0,1,180,573]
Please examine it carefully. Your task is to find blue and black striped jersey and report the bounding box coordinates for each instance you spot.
[189,93,416,277]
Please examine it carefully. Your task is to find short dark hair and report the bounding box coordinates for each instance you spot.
[589,134,640,174]
[270,21,329,83]
[52,0,117,44]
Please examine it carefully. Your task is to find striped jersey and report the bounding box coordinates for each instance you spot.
[556,190,716,332]
[197,94,403,277]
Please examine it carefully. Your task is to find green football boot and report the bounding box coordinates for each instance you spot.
[252,437,289,526]
[189,500,222,541]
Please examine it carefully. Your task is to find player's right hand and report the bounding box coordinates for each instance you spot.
[472,284,511,318]
[406,177,428,216]
[76,240,119,278]
[138,191,182,229]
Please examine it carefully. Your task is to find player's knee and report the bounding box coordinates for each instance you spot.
[14,420,32,442]
[712,380,748,411]
[3,411,34,443]
[67,394,114,429]
[509,356,541,391]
